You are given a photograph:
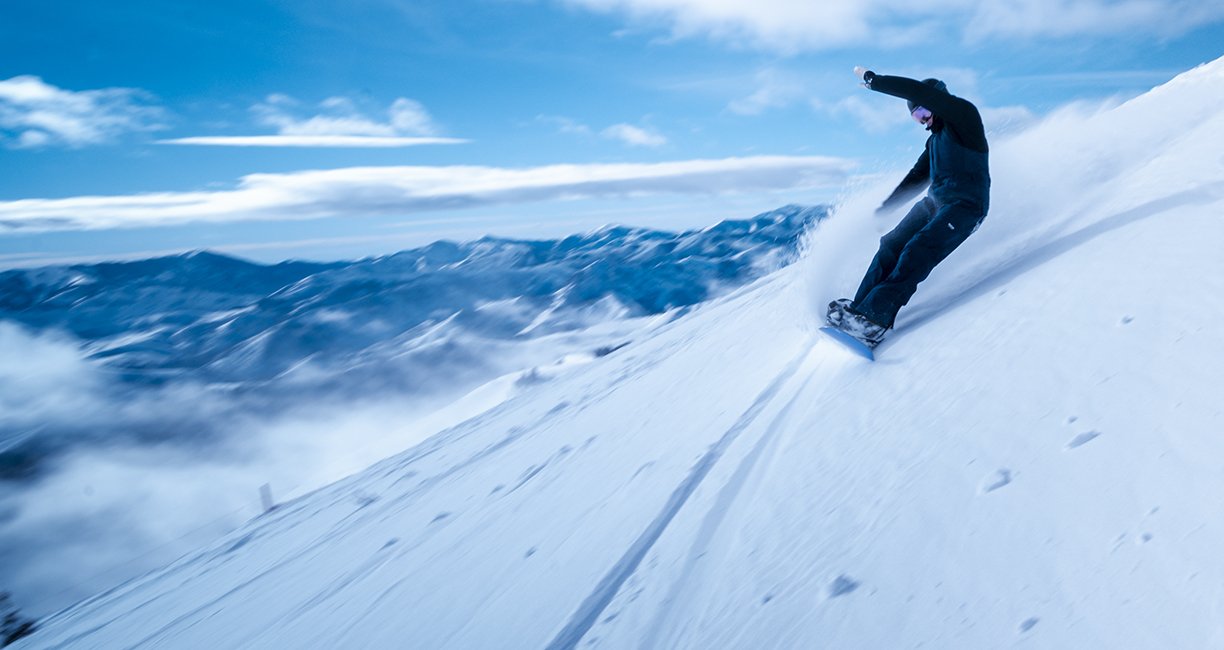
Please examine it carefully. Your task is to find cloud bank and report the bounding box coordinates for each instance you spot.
[563,0,1224,52]
[0,156,856,232]
[0,324,104,438]
[0,321,516,617]
[0,76,166,149]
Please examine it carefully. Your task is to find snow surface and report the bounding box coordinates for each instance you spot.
[19,59,1224,648]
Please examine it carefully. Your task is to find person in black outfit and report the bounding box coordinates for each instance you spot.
[828,67,991,347]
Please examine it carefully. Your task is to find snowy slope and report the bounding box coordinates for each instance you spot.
[20,59,1224,648]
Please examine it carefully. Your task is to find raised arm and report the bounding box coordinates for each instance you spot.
[853,67,989,154]
[864,74,960,114]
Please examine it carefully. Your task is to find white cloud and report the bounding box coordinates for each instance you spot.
[387,98,437,135]
[0,76,166,149]
[0,323,103,429]
[0,329,505,616]
[561,0,1224,51]
[254,94,439,136]
[1001,68,1186,87]
[162,95,458,148]
[0,156,856,232]
[966,0,1224,40]
[728,68,810,115]
[537,115,595,136]
[564,0,874,52]
[820,95,911,134]
[601,123,667,147]
[539,116,666,147]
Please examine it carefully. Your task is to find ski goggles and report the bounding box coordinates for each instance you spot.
[911,106,933,126]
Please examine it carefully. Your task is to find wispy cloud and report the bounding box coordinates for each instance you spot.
[999,68,1187,87]
[161,94,465,148]
[819,95,909,134]
[254,94,439,136]
[965,0,1224,40]
[728,68,810,116]
[561,0,1224,51]
[0,320,517,616]
[562,0,871,52]
[0,156,856,232]
[539,115,667,148]
[0,76,166,149]
[536,115,595,136]
[601,123,667,147]
[0,323,104,430]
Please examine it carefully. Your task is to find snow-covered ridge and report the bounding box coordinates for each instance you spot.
[2,205,823,385]
[14,57,1224,648]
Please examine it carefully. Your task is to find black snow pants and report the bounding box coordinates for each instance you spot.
[851,196,985,328]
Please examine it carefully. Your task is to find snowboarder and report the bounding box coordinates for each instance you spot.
[827,67,990,348]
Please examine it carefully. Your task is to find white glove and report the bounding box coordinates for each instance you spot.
[853,66,871,87]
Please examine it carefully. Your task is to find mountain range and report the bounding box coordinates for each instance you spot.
[1,204,825,475]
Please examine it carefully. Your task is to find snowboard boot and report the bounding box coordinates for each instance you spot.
[838,305,889,348]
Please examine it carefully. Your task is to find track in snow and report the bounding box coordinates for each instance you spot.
[545,340,817,650]
[640,362,823,649]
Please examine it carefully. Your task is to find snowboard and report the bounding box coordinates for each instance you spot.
[819,325,876,361]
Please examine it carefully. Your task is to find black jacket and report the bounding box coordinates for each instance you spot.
[865,72,991,212]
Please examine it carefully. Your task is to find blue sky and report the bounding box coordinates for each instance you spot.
[2,0,1222,266]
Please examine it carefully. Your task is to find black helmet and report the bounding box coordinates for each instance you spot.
[907,78,947,113]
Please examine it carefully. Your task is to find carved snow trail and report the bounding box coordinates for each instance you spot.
[545,340,818,650]
[639,361,823,649]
